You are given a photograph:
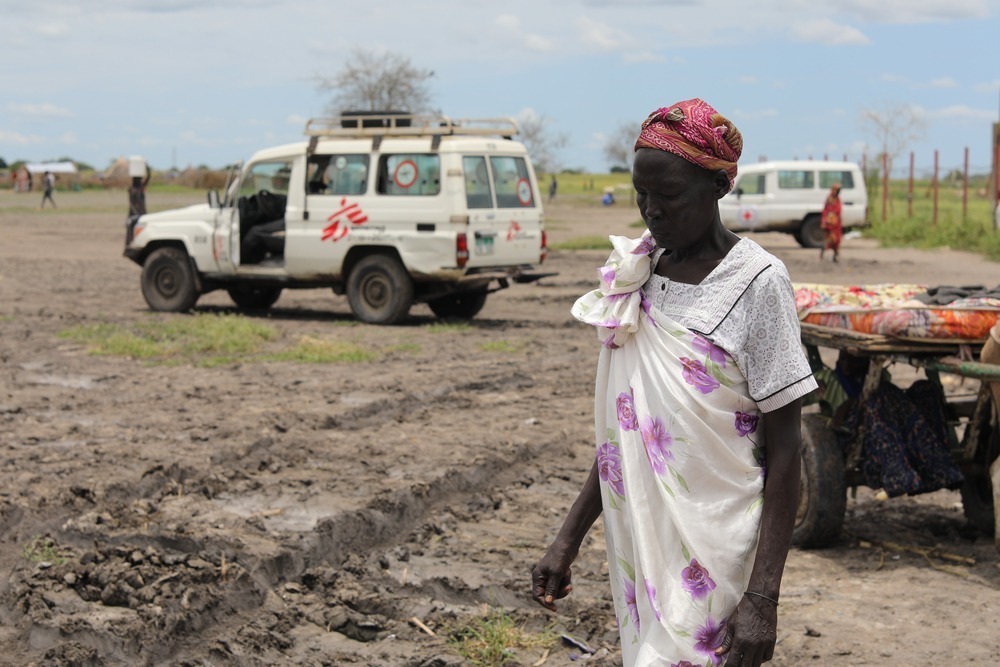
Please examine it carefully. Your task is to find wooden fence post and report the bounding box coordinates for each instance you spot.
[932,150,939,226]
[963,146,969,222]
[908,151,914,219]
[881,153,889,224]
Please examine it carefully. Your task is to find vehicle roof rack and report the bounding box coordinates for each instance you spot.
[304,114,519,139]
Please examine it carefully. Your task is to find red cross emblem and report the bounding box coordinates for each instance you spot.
[507,220,522,241]
[742,209,755,221]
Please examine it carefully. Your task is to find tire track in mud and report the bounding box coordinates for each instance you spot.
[0,365,594,665]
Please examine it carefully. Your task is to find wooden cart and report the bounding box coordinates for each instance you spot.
[793,323,1000,548]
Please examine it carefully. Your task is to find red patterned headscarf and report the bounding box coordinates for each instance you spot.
[634,98,743,191]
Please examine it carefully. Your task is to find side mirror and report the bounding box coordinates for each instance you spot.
[208,190,220,208]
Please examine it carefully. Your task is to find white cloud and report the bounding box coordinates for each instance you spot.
[495,14,519,30]
[0,130,44,145]
[841,0,989,23]
[791,18,870,45]
[578,16,633,51]
[6,102,74,118]
[928,105,996,122]
[739,76,759,85]
[33,22,70,37]
[974,80,1000,94]
[287,114,308,126]
[522,33,555,51]
[622,51,667,63]
[879,73,909,84]
[59,132,78,145]
[495,13,554,52]
[928,77,958,88]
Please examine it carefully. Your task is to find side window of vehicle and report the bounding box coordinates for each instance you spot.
[378,154,440,196]
[463,156,493,209]
[737,174,766,195]
[241,161,293,196]
[819,170,854,189]
[777,170,815,189]
[490,156,534,208]
[308,154,369,195]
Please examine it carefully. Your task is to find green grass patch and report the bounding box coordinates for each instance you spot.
[59,314,276,363]
[550,235,613,251]
[22,536,65,566]
[265,335,378,364]
[425,321,473,334]
[480,340,523,353]
[449,606,555,667]
[864,181,1000,259]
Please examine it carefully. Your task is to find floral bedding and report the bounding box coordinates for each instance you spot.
[794,283,1000,341]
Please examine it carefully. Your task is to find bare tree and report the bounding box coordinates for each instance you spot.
[315,49,435,115]
[603,121,639,172]
[517,110,568,174]
[860,103,927,176]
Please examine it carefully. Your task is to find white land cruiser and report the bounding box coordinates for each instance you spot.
[719,160,868,248]
[124,114,551,324]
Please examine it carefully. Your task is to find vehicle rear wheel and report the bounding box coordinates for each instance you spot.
[792,413,847,548]
[428,289,488,320]
[797,214,825,249]
[346,254,414,325]
[227,285,282,310]
[141,247,199,312]
[960,396,999,535]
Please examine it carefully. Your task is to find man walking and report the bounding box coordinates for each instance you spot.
[40,171,56,209]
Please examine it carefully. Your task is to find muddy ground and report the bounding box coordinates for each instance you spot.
[1,189,998,667]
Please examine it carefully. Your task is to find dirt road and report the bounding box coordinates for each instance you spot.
[1,190,998,666]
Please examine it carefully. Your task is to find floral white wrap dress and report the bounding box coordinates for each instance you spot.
[572,233,816,667]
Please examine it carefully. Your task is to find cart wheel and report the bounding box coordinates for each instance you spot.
[792,414,847,548]
[960,396,999,535]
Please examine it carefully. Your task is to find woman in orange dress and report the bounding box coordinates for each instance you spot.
[820,183,842,262]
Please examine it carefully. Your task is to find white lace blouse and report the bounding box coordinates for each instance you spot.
[642,238,817,412]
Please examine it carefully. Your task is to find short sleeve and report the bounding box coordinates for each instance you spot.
[736,265,818,412]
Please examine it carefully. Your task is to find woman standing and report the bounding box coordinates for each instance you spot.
[531,99,816,667]
[820,183,842,262]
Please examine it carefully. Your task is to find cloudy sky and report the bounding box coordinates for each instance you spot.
[2,0,998,175]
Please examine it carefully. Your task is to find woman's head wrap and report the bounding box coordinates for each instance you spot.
[634,98,743,191]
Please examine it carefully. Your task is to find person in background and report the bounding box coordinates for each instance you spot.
[549,175,558,202]
[40,171,56,209]
[129,166,152,217]
[819,183,842,263]
[532,98,813,667]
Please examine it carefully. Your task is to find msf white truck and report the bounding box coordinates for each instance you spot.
[124,114,551,324]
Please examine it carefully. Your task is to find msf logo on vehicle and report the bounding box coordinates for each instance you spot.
[322,198,369,242]
[507,220,526,241]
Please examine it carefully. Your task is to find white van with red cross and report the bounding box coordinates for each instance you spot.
[124,114,550,324]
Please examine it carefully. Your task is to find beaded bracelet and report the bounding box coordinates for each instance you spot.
[744,591,779,606]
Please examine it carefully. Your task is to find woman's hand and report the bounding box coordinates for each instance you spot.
[530,461,604,613]
[715,595,778,666]
[530,542,576,611]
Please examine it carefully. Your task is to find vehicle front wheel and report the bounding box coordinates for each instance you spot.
[797,214,825,249]
[792,413,847,548]
[227,285,282,310]
[346,254,414,325]
[428,289,488,320]
[141,247,200,312]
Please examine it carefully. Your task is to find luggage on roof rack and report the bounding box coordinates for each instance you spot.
[303,114,519,139]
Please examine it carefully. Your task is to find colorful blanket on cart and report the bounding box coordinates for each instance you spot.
[794,283,1000,341]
